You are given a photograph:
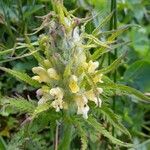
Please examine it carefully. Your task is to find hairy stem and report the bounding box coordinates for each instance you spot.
[54,123,59,150]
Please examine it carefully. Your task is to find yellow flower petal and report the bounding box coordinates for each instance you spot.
[32,66,49,83]
[75,94,89,119]
[88,60,99,73]
[47,68,60,80]
[32,75,42,83]
[93,73,103,84]
[69,75,79,93]
[49,87,64,100]
[85,89,102,106]
[51,99,64,112]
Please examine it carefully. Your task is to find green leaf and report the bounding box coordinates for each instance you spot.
[124,60,150,92]
[0,136,6,150]
[25,36,45,67]
[86,117,133,147]
[99,83,150,102]
[99,106,131,138]
[0,67,40,88]
[82,33,110,49]
[0,42,38,56]
[23,5,45,19]
[32,103,51,118]
[96,52,126,75]
[108,24,138,42]
[92,25,136,60]
[74,120,88,150]
[92,11,114,36]
[1,97,36,114]
[58,124,73,150]
[0,50,39,64]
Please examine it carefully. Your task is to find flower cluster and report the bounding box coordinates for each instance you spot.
[31,8,103,119]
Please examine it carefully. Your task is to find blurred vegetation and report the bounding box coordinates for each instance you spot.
[0,0,150,149]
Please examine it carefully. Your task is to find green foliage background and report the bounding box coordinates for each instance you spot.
[0,0,150,149]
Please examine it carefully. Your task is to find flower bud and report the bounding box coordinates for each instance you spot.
[44,59,52,68]
[47,68,60,80]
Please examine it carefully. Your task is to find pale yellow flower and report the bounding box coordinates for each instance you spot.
[47,68,60,80]
[88,60,99,74]
[93,73,103,84]
[32,66,49,83]
[36,86,50,96]
[49,87,64,100]
[75,94,89,119]
[36,86,51,105]
[32,75,42,83]
[38,94,51,105]
[69,75,79,93]
[85,88,103,107]
[97,87,103,94]
[51,99,64,112]
[49,87,64,112]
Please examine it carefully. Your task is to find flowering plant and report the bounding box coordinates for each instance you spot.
[0,0,150,149]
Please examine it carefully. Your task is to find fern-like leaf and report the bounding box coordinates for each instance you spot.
[1,97,36,114]
[100,83,150,102]
[98,106,131,138]
[92,25,135,60]
[92,11,114,36]
[86,117,133,147]
[32,102,51,118]
[0,67,40,88]
[96,52,126,75]
[75,121,88,150]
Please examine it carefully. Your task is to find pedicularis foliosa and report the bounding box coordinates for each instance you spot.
[0,0,150,149]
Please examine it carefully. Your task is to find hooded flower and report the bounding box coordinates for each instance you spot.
[32,76,42,83]
[32,66,49,83]
[69,75,79,93]
[88,60,99,74]
[36,86,51,105]
[49,87,64,112]
[75,94,89,119]
[85,88,103,107]
[51,99,64,112]
[49,87,64,100]
[30,7,105,119]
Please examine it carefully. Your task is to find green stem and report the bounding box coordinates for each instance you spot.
[108,0,114,66]
[112,0,117,116]
[109,0,117,149]
[54,123,59,150]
